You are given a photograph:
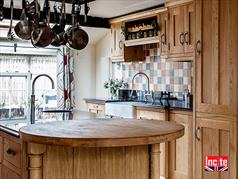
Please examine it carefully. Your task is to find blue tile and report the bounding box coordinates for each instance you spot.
[146,63,150,70]
[122,64,126,71]
[179,77,183,84]
[150,70,154,77]
[154,56,158,62]
[129,71,132,77]
[157,77,162,84]
[169,69,174,76]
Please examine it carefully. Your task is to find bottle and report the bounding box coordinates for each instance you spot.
[183,89,191,106]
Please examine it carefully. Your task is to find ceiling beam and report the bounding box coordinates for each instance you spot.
[2,7,110,29]
[49,0,96,5]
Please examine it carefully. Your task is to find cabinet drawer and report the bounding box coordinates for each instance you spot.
[3,138,21,169]
[87,103,104,111]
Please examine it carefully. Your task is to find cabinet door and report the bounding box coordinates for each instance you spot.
[111,22,124,59]
[168,112,193,179]
[2,165,20,179]
[195,117,237,179]
[184,2,195,54]
[195,0,238,115]
[169,6,184,54]
[159,12,169,57]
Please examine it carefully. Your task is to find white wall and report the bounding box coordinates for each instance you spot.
[95,32,111,99]
[74,45,96,110]
[73,28,111,111]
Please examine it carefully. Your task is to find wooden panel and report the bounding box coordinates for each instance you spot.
[169,6,185,55]
[0,164,1,179]
[124,46,144,62]
[168,112,193,179]
[195,118,237,179]
[0,136,2,163]
[100,147,126,179]
[125,146,149,179]
[159,12,169,57]
[74,147,100,179]
[195,0,238,115]
[44,145,73,179]
[2,164,20,179]
[3,138,21,169]
[184,2,195,54]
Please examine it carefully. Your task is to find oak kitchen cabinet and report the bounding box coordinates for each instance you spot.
[167,2,195,61]
[0,132,22,179]
[137,108,193,179]
[168,110,193,179]
[195,0,238,178]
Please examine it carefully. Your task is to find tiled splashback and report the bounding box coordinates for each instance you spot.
[112,43,193,93]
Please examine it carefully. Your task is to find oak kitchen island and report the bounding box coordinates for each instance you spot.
[19,117,184,179]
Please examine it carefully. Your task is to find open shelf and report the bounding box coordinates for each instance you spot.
[125,36,160,47]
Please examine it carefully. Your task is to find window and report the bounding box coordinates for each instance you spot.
[0,55,57,122]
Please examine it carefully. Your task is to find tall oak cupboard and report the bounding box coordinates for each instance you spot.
[194,0,238,178]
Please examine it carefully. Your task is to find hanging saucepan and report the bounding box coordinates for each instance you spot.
[51,0,67,47]
[31,0,54,48]
[65,4,89,50]
[14,0,34,40]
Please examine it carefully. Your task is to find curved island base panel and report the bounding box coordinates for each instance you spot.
[25,143,161,179]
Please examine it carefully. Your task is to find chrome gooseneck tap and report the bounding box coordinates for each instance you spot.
[131,72,154,102]
[132,72,150,91]
[30,74,55,124]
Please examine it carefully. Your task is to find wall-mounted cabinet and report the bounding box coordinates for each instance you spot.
[110,22,125,61]
[167,2,195,61]
[109,8,167,62]
[110,22,144,62]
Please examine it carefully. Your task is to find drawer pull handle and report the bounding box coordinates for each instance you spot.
[184,32,189,45]
[6,148,16,156]
[179,32,184,45]
[195,127,201,141]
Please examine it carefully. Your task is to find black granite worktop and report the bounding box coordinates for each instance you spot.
[84,98,193,111]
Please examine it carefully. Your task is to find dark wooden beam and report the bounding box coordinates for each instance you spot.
[49,0,96,5]
[2,7,110,28]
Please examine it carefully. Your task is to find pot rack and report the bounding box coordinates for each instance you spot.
[50,0,95,5]
[0,0,109,28]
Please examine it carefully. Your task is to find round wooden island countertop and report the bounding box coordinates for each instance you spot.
[19,118,184,147]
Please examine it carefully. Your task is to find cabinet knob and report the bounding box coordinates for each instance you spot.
[195,127,201,141]
[6,148,16,156]
[179,32,185,45]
